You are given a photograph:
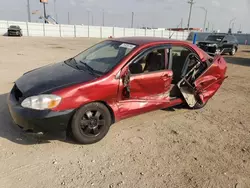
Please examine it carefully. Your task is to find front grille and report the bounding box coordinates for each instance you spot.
[11,84,23,102]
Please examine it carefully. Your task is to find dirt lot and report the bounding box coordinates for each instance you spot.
[0,36,250,188]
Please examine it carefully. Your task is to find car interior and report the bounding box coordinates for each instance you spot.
[129,46,207,99]
[129,49,165,74]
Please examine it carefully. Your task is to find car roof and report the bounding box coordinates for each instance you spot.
[110,37,210,62]
[110,37,186,46]
[208,33,236,37]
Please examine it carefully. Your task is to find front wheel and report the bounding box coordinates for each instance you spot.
[229,47,236,56]
[71,102,111,144]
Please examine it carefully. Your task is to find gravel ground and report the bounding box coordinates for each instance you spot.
[0,36,250,188]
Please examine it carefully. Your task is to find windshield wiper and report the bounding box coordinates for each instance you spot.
[79,61,95,73]
[79,61,103,76]
[65,58,82,70]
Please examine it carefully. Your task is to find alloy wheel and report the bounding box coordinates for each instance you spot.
[80,110,105,137]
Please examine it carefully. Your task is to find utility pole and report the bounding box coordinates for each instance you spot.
[180,18,183,28]
[43,2,47,23]
[232,22,235,33]
[187,0,195,31]
[54,0,58,21]
[27,0,31,22]
[131,12,134,28]
[200,7,207,32]
[102,10,105,26]
[68,12,70,25]
[229,17,236,29]
[92,15,94,25]
[87,11,90,26]
[68,12,70,24]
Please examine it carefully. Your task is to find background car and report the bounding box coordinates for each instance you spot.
[197,33,238,56]
[8,37,227,144]
[7,25,23,37]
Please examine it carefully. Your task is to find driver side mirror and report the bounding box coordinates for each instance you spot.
[222,40,227,43]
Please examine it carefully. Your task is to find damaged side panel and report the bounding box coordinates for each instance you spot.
[194,55,227,103]
[178,54,227,107]
[118,70,174,119]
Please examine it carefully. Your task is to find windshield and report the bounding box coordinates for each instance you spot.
[70,40,137,75]
[10,26,18,29]
[205,35,225,42]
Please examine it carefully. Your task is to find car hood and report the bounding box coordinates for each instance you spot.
[15,62,97,97]
[198,41,220,45]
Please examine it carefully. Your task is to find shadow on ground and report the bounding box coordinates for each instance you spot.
[224,56,250,67]
[241,50,250,53]
[0,93,75,145]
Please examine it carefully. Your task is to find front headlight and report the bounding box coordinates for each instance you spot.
[207,44,216,47]
[21,94,61,110]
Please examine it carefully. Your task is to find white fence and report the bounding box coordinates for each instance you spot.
[0,20,189,40]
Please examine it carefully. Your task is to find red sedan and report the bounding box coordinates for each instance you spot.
[8,37,227,144]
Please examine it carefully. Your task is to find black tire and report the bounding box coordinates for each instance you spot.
[71,102,111,144]
[192,100,207,109]
[229,47,236,56]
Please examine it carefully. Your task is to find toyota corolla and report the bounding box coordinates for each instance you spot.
[8,37,227,144]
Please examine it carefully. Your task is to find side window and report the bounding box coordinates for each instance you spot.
[129,48,167,75]
[172,46,192,65]
[171,46,192,83]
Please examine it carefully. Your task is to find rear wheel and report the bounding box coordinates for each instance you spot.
[229,47,236,56]
[192,99,207,109]
[71,102,111,144]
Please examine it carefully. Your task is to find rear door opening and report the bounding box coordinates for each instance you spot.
[176,53,227,107]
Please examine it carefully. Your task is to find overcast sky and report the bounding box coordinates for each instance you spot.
[0,0,250,32]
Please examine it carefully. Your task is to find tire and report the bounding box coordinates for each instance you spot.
[192,100,207,110]
[229,47,236,56]
[71,102,111,144]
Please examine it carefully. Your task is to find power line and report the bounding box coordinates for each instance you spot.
[187,0,195,31]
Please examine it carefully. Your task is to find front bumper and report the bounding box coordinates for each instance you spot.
[7,93,74,133]
[8,31,21,36]
[198,45,219,54]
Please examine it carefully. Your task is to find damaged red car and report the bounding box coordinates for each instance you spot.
[8,37,227,144]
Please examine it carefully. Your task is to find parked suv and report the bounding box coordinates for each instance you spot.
[7,25,23,37]
[197,33,238,56]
